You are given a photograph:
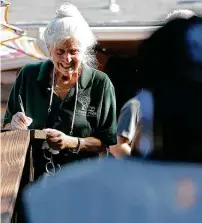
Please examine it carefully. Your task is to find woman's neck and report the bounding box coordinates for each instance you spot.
[56,67,82,86]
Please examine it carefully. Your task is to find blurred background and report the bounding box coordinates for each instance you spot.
[1,0,202,124]
[7,0,202,26]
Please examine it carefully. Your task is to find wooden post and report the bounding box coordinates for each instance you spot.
[0,130,46,223]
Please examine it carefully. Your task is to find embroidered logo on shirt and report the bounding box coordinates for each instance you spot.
[77,93,91,115]
[80,96,91,112]
[77,92,97,117]
[87,106,97,117]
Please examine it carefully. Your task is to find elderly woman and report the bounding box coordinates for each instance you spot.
[3,2,117,177]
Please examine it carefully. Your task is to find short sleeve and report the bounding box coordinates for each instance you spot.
[117,98,140,143]
[94,79,117,146]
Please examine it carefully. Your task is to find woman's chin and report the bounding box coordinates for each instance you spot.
[61,69,75,76]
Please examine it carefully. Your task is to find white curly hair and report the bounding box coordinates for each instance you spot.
[38,2,97,67]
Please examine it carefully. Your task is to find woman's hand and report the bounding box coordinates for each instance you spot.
[11,112,33,130]
[43,128,77,151]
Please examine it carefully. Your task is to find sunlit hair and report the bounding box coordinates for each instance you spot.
[39,2,97,67]
[165,9,196,23]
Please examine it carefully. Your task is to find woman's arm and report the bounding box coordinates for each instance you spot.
[44,128,106,153]
[44,77,117,153]
[79,137,106,152]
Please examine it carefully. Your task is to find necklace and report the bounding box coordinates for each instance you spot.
[54,84,71,93]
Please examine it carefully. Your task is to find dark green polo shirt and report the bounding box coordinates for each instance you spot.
[3,60,117,169]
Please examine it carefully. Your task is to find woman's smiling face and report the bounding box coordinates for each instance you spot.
[50,37,83,80]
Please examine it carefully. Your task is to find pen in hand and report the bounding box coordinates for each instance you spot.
[18,95,25,114]
[18,95,33,127]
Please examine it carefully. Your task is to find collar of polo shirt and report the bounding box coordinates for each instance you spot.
[37,60,94,89]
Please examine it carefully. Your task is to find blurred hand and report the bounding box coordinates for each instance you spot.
[11,112,33,130]
[43,128,72,150]
[110,136,132,159]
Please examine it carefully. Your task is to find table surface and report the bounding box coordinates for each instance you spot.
[0,130,46,223]
[1,130,30,223]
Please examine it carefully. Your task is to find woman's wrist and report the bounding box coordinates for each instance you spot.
[63,135,105,153]
[70,138,81,154]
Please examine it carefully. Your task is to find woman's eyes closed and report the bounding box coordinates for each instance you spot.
[69,49,80,55]
[56,49,79,55]
[56,49,65,55]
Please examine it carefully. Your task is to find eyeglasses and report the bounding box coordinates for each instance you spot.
[42,141,61,176]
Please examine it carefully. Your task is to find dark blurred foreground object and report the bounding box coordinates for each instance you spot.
[23,158,202,223]
[133,16,202,162]
[103,55,139,116]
